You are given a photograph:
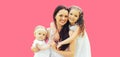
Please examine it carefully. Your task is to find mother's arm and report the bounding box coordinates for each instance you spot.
[50,22,60,41]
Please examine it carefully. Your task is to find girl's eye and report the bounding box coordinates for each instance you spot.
[75,15,78,17]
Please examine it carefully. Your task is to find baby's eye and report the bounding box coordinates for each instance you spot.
[43,34,45,36]
[39,33,41,35]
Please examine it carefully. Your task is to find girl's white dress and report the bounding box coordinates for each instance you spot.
[69,25,91,57]
[32,39,50,57]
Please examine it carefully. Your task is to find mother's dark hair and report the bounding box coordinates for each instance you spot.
[53,5,70,50]
[53,5,68,28]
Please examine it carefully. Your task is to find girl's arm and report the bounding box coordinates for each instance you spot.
[53,39,76,57]
[58,26,80,47]
[69,30,74,37]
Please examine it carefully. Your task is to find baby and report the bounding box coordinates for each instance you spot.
[31,25,50,57]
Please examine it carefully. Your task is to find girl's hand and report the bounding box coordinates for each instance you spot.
[57,42,62,49]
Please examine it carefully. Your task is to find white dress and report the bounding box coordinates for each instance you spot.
[69,25,91,57]
[32,39,50,57]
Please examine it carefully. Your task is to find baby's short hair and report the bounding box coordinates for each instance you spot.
[34,25,47,34]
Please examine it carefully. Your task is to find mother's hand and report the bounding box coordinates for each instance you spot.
[53,32,60,41]
[50,41,57,50]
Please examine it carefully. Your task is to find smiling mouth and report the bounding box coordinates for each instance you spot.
[61,21,65,23]
[60,20,66,23]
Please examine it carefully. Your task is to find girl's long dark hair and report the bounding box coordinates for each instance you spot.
[53,5,70,50]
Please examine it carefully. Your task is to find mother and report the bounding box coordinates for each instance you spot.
[49,5,76,57]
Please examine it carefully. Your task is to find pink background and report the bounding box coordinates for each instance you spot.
[0,0,120,57]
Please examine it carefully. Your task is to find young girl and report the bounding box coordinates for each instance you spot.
[31,25,50,57]
[57,6,91,57]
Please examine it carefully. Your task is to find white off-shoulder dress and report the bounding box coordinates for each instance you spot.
[69,25,91,57]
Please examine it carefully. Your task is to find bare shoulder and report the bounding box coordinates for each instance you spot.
[50,22,55,27]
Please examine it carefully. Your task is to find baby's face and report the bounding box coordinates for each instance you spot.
[35,30,47,41]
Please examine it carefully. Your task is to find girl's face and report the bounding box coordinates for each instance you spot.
[35,30,47,41]
[55,9,68,26]
[69,9,80,25]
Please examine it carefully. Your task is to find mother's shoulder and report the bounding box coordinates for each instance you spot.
[50,22,55,26]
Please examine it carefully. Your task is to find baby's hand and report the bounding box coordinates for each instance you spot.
[36,43,40,49]
[31,46,40,52]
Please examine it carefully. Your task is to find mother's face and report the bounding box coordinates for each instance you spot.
[55,9,68,26]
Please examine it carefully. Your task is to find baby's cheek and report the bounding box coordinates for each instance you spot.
[44,36,47,39]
